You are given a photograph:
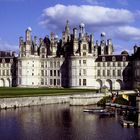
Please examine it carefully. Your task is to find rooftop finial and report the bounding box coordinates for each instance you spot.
[27,27,32,32]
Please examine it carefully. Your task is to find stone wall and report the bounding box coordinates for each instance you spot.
[0,95,70,109]
[70,93,105,105]
[0,93,105,109]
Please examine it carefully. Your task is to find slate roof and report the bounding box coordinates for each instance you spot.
[0,51,17,63]
[0,51,15,57]
[95,54,131,62]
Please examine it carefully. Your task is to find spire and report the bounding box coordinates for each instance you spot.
[65,20,70,34]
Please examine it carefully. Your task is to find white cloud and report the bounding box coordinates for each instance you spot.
[115,26,140,41]
[39,4,134,32]
[0,38,18,51]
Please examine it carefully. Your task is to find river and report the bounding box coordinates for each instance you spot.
[0,104,140,140]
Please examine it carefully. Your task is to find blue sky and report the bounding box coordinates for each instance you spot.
[0,0,140,54]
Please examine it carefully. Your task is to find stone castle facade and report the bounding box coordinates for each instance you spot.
[0,21,140,90]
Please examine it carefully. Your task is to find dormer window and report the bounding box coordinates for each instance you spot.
[42,48,45,53]
[112,56,116,61]
[10,59,13,63]
[102,57,105,62]
[122,56,126,61]
[2,59,5,63]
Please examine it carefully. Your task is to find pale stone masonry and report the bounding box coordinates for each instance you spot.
[0,21,140,90]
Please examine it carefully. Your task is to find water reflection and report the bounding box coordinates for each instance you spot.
[0,104,140,140]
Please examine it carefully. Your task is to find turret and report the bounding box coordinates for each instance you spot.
[90,34,94,54]
[95,40,99,56]
[26,27,32,44]
[79,22,85,39]
[134,44,138,54]
[107,39,113,55]
[25,27,32,57]
[100,32,106,55]
[65,20,70,35]
[39,38,46,58]
[73,28,78,55]
[73,28,78,40]
[19,36,25,57]
[62,20,71,45]
[52,35,58,56]
[34,36,38,56]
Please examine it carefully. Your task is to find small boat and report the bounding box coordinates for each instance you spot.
[83,109,105,113]
[99,112,115,117]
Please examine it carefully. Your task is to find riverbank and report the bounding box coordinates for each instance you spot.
[0,87,98,98]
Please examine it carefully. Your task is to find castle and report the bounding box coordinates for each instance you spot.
[0,21,140,90]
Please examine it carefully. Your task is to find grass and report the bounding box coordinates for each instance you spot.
[0,87,98,98]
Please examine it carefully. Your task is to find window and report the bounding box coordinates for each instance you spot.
[41,70,44,76]
[83,44,87,50]
[112,56,116,61]
[103,62,105,67]
[83,60,86,65]
[107,70,110,76]
[41,78,44,85]
[2,59,5,63]
[57,61,60,67]
[79,79,81,86]
[102,57,105,62]
[83,79,86,86]
[50,61,53,68]
[6,70,9,76]
[41,62,44,68]
[54,62,56,68]
[45,62,47,67]
[45,70,47,76]
[97,70,100,76]
[42,48,45,53]
[54,79,56,85]
[54,70,56,76]
[57,79,60,85]
[113,62,115,67]
[79,69,81,76]
[83,69,86,75]
[118,62,121,67]
[3,70,5,76]
[45,78,47,85]
[97,63,100,67]
[118,70,121,76]
[32,73,34,76]
[122,56,126,61]
[50,70,53,76]
[10,59,13,63]
[113,70,115,76]
[50,79,53,85]
[83,52,86,56]
[79,60,81,66]
[58,70,60,76]
[103,70,105,77]
[107,62,110,67]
